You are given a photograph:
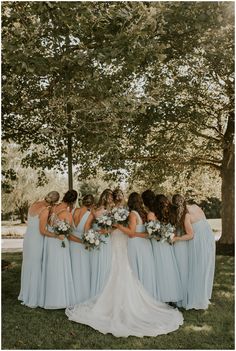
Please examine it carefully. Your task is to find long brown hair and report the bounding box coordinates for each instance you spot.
[154,194,170,224]
[141,189,156,212]
[127,192,147,224]
[170,194,188,230]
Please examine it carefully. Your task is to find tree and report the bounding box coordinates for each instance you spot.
[2,2,234,242]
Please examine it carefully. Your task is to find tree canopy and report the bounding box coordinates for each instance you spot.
[2,2,234,242]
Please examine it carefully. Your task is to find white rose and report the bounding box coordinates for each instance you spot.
[95,239,100,246]
[107,220,112,226]
[147,228,152,235]
[90,238,95,244]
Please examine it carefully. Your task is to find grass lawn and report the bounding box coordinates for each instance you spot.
[2,252,234,350]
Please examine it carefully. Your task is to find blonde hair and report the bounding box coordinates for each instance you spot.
[44,191,60,204]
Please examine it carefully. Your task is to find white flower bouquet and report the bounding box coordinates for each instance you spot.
[81,229,105,251]
[145,220,161,239]
[111,207,129,225]
[159,223,175,245]
[95,213,113,231]
[53,219,73,248]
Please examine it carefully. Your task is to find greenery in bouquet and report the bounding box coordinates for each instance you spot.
[53,219,73,248]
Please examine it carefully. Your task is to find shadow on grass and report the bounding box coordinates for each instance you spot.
[216,243,234,256]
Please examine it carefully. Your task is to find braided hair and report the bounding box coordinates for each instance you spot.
[170,194,188,230]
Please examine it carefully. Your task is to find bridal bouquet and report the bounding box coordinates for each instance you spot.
[53,219,73,248]
[95,213,113,231]
[145,220,161,239]
[81,229,105,251]
[111,207,129,226]
[159,223,175,245]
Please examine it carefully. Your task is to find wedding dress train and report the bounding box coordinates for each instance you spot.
[66,229,183,337]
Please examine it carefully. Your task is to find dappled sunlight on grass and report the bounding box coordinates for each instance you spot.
[183,324,213,332]
[215,291,234,299]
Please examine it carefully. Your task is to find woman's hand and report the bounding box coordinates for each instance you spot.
[171,235,178,243]
[112,223,119,228]
[57,234,65,241]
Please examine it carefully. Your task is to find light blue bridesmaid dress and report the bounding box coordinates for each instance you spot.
[39,210,76,309]
[151,222,183,303]
[18,211,45,307]
[127,211,156,299]
[173,227,189,308]
[70,210,91,304]
[186,218,215,310]
[90,214,112,299]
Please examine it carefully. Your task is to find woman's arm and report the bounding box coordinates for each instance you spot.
[116,213,148,238]
[68,234,82,244]
[172,213,194,242]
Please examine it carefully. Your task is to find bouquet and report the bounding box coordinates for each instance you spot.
[111,207,129,226]
[95,213,113,232]
[159,223,175,245]
[53,219,73,248]
[81,229,105,251]
[145,220,161,239]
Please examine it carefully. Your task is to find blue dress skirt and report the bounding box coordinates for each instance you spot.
[151,238,183,303]
[18,215,44,308]
[70,211,91,303]
[128,224,157,299]
[39,225,76,309]
[89,223,112,299]
[186,219,215,310]
[173,229,189,308]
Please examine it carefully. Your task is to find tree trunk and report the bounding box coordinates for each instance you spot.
[220,113,234,244]
[68,133,73,190]
[19,207,26,224]
[67,102,73,190]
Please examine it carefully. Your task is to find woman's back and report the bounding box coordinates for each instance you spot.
[187,204,206,224]
[50,203,73,226]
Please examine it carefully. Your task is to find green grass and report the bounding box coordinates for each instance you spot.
[2,252,234,350]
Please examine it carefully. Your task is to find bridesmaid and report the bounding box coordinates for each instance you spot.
[173,196,215,310]
[169,194,194,308]
[39,190,78,309]
[70,194,95,304]
[141,189,161,300]
[152,194,183,304]
[18,191,60,308]
[116,192,156,299]
[84,189,114,298]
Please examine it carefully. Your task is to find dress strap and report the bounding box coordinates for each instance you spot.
[131,210,143,225]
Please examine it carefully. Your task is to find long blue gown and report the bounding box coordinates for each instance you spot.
[173,227,189,308]
[39,211,76,309]
[18,213,44,307]
[127,211,157,299]
[90,214,112,298]
[186,218,215,309]
[70,210,91,303]
[151,222,183,303]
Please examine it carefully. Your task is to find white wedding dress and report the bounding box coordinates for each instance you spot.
[65,229,183,337]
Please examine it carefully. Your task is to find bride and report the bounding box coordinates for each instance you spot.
[66,189,183,338]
